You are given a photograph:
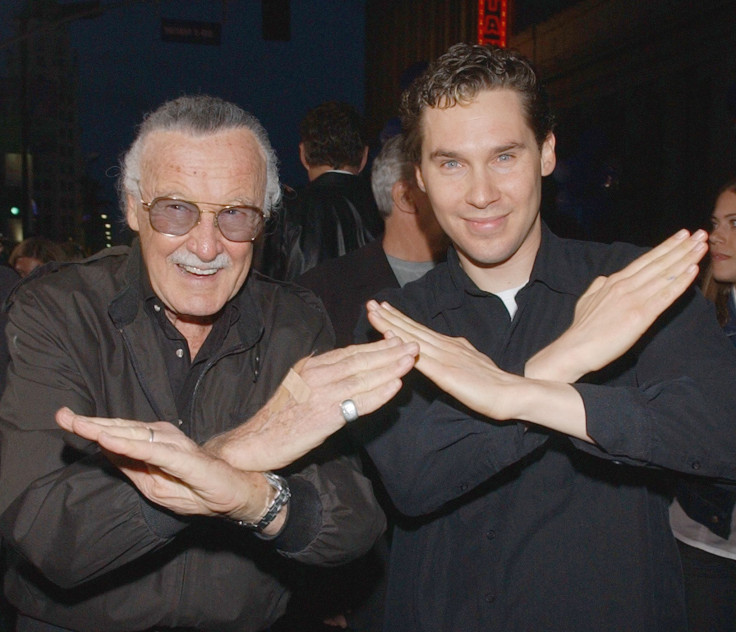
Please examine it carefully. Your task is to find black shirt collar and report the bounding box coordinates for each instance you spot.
[442,223,592,303]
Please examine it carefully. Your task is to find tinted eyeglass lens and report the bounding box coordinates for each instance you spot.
[217,207,263,242]
[148,199,263,241]
[149,199,199,236]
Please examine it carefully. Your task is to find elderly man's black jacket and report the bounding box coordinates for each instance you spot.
[0,243,384,632]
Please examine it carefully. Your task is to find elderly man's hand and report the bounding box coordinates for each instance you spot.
[205,337,418,471]
[55,407,276,526]
[525,228,708,382]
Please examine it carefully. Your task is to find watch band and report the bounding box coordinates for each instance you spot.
[233,472,291,532]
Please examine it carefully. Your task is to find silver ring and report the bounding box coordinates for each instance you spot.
[148,427,155,443]
[339,399,360,423]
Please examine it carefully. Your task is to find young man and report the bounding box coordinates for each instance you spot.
[359,43,736,631]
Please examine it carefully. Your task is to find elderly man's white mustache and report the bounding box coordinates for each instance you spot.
[168,251,232,275]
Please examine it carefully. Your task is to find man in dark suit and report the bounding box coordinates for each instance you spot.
[293,134,447,632]
[298,133,448,347]
[257,101,383,282]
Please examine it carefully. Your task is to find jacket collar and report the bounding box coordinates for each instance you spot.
[309,170,360,189]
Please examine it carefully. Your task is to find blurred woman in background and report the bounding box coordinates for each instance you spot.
[670,178,736,632]
[703,180,736,339]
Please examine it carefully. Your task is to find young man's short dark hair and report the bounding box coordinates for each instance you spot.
[400,43,556,163]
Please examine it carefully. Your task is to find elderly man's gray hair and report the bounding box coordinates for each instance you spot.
[119,95,281,218]
[370,134,415,219]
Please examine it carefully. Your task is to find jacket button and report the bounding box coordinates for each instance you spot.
[485,593,496,603]
[691,461,701,471]
[486,530,496,540]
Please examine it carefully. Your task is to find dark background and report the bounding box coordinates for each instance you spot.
[1,0,735,251]
[1,0,367,219]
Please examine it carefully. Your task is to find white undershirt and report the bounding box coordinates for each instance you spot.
[669,499,736,560]
[494,284,525,319]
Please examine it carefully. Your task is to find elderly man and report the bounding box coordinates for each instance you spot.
[0,95,417,632]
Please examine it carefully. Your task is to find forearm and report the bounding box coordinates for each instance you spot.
[364,391,544,517]
[223,469,289,536]
[573,377,736,477]
[226,453,385,559]
[206,339,418,472]
[526,231,707,382]
[524,338,588,383]
[205,405,292,472]
[506,377,591,442]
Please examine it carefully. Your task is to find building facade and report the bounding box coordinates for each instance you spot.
[365,0,736,245]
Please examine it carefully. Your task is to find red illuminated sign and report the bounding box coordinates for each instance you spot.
[478,0,508,48]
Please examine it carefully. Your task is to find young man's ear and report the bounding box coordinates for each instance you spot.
[391,180,416,215]
[540,133,557,177]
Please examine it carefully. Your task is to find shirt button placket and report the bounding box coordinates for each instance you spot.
[482,525,500,618]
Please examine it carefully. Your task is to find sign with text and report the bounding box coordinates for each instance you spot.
[478,0,507,48]
[161,19,221,46]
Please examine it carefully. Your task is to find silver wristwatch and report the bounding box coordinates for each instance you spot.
[234,472,291,532]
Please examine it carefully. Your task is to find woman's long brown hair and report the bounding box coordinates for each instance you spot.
[703,179,736,326]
